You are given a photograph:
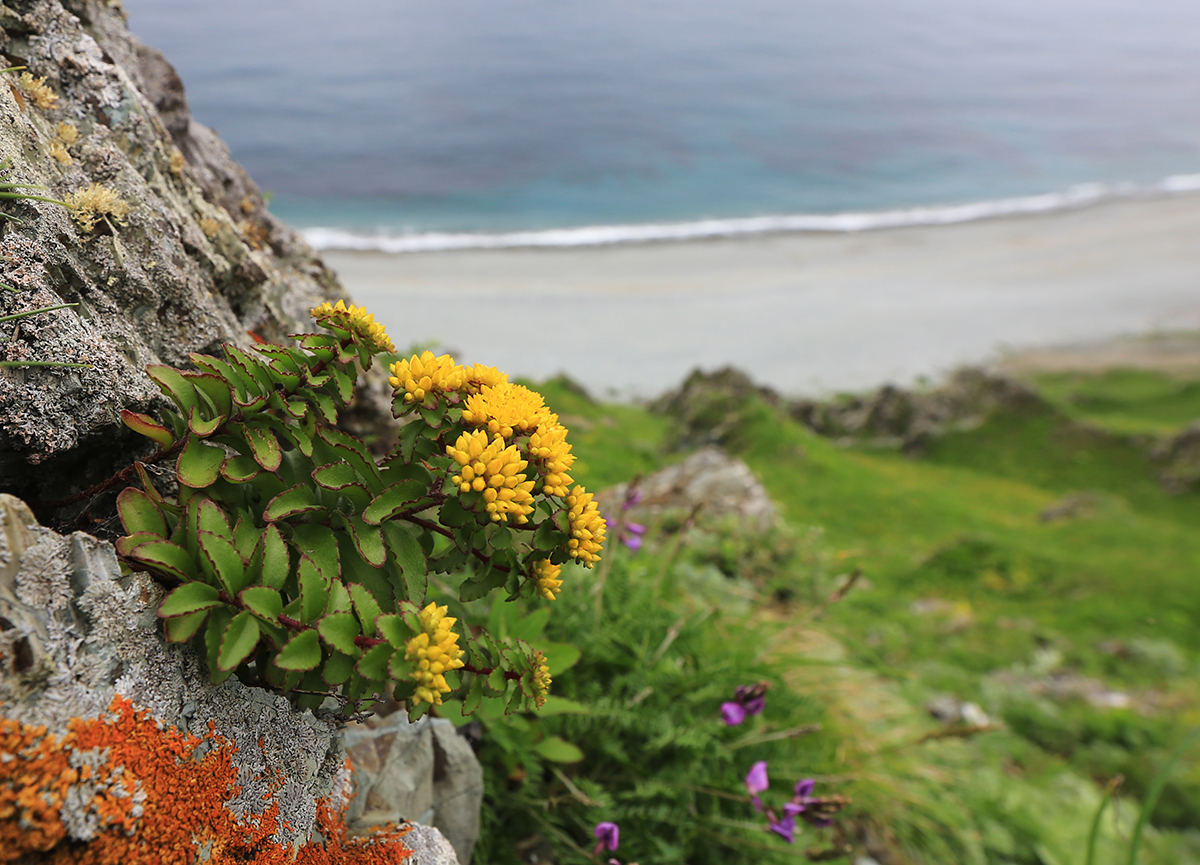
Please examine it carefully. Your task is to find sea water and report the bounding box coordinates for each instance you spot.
[121,0,1200,252]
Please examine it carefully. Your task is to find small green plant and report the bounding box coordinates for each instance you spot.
[0,156,68,224]
[113,301,606,719]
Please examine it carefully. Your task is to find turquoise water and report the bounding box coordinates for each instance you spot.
[124,0,1200,250]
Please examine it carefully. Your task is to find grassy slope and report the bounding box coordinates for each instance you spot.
[534,368,1200,864]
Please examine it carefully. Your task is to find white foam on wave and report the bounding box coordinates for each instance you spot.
[302,174,1200,254]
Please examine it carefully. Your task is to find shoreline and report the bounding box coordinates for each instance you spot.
[323,192,1200,400]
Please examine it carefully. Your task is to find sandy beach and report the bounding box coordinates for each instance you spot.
[322,193,1200,399]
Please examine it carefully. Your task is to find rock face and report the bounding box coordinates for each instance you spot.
[344,712,484,863]
[0,0,349,515]
[0,492,460,863]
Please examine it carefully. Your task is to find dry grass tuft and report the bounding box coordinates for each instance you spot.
[17,72,58,110]
[64,183,131,232]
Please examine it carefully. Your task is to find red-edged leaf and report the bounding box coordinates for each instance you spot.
[274,629,322,671]
[217,610,260,671]
[165,609,209,643]
[197,530,246,596]
[263,484,321,522]
[158,581,221,618]
[177,436,223,488]
[187,405,223,437]
[116,487,168,538]
[127,539,197,582]
[221,455,260,483]
[120,409,174,450]
[239,586,283,623]
[146,364,200,413]
[244,423,282,471]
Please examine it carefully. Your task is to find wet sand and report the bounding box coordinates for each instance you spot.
[322,193,1200,399]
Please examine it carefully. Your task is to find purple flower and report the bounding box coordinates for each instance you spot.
[720,702,746,726]
[593,821,620,852]
[789,778,835,827]
[622,521,646,552]
[745,760,769,810]
[767,814,796,844]
[721,683,769,725]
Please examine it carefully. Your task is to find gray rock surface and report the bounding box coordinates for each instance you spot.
[0,0,351,512]
[344,711,484,864]
[599,446,776,534]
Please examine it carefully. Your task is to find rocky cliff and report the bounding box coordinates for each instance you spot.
[0,0,350,524]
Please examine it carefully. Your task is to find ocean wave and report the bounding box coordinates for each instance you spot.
[302,174,1200,254]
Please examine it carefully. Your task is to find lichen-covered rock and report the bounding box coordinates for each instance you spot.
[0,0,354,514]
[0,493,458,863]
[598,446,776,534]
[343,713,483,864]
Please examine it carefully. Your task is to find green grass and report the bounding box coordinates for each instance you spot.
[472,367,1200,864]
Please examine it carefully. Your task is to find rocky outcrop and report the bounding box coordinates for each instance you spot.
[0,492,460,862]
[598,446,776,534]
[0,0,353,520]
[788,367,1052,453]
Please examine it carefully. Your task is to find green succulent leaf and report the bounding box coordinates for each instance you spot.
[323,651,356,685]
[224,345,275,392]
[146,364,201,414]
[355,644,392,682]
[312,461,359,491]
[438,496,473,528]
[239,585,283,623]
[459,567,507,603]
[297,553,329,624]
[324,579,354,616]
[274,629,322,671]
[315,426,381,490]
[120,409,174,450]
[244,423,283,471]
[387,647,413,682]
[158,581,222,618]
[308,390,337,423]
[317,612,362,657]
[217,610,261,671]
[183,371,234,417]
[263,484,322,522]
[196,499,233,540]
[381,523,427,605]
[260,524,290,590]
[283,396,310,420]
[361,480,430,525]
[533,520,569,551]
[330,363,355,404]
[291,524,341,582]
[115,531,163,557]
[232,516,260,559]
[116,487,168,538]
[348,584,382,637]
[204,609,235,684]
[462,676,486,716]
[127,539,198,583]
[348,516,386,568]
[197,531,246,596]
[164,609,210,643]
[177,436,224,489]
[397,419,425,464]
[374,613,409,647]
[220,455,260,483]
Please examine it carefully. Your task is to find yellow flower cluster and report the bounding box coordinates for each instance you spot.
[531,650,551,708]
[527,421,575,497]
[566,486,607,567]
[533,559,563,601]
[447,429,536,523]
[310,299,396,353]
[461,382,577,497]
[461,382,551,438]
[389,351,464,403]
[405,602,466,705]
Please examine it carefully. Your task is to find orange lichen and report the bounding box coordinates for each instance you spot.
[0,696,413,865]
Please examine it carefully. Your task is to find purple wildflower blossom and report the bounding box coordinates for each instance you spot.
[720,702,746,726]
[593,821,620,852]
[767,813,796,844]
